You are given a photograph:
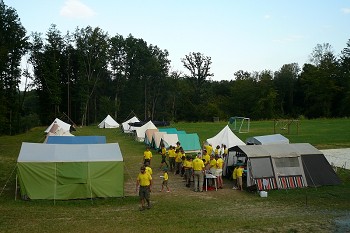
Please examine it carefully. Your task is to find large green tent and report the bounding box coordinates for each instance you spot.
[17,142,124,200]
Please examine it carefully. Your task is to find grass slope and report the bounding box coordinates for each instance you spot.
[0,119,350,232]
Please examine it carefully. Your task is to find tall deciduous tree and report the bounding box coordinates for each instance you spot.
[300,43,339,118]
[338,39,350,116]
[74,26,109,126]
[181,52,213,120]
[0,3,28,134]
[274,63,300,116]
[108,34,127,120]
[29,25,67,125]
[181,52,213,90]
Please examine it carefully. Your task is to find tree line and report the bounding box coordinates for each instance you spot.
[1,2,350,135]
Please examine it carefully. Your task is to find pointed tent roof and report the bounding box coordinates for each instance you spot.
[145,128,159,145]
[152,131,167,149]
[206,125,245,149]
[45,118,71,133]
[161,134,179,149]
[122,116,140,133]
[135,121,157,142]
[98,115,119,128]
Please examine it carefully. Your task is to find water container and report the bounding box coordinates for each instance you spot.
[259,191,268,198]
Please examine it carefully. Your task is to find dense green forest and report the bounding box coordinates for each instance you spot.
[1,2,350,135]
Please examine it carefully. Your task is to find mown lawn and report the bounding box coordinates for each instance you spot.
[0,118,349,232]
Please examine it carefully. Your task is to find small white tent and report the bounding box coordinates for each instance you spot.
[122,116,140,133]
[160,134,179,149]
[152,131,167,149]
[98,115,119,128]
[135,121,157,142]
[45,118,72,134]
[206,125,245,149]
[44,119,74,143]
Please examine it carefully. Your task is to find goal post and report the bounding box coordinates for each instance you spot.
[229,116,250,133]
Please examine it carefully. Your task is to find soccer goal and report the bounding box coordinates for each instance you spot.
[229,116,250,133]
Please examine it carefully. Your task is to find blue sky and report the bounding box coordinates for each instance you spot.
[5,0,350,81]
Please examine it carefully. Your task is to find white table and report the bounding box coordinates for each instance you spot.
[205,173,217,191]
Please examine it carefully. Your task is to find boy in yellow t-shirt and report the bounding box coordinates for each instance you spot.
[232,166,238,190]
[159,168,170,192]
[136,166,152,210]
[236,166,244,191]
[143,147,152,165]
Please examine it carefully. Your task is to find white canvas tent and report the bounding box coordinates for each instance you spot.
[45,118,72,134]
[122,116,140,133]
[44,119,74,142]
[152,131,167,149]
[98,115,119,128]
[206,125,245,149]
[246,134,289,145]
[160,134,179,149]
[135,121,157,142]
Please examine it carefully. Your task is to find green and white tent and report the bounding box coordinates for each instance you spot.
[17,142,124,200]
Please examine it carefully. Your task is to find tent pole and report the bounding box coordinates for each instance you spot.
[15,174,17,200]
[54,163,57,205]
[88,162,93,204]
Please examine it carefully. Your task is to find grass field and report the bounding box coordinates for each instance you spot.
[0,118,350,232]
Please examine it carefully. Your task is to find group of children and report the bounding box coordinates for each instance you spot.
[137,142,245,210]
[140,142,243,195]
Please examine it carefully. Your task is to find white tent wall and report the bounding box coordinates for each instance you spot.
[160,134,179,149]
[45,118,71,133]
[122,116,140,133]
[135,121,157,142]
[152,132,167,149]
[98,115,119,128]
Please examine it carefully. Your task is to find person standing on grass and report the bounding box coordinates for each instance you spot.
[159,168,170,192]
[216,155,224,189]
[159,144,168,169]
[168,146,176,172]
[236,165,244,191]
[174,148,182,175]
[232,166,238,189]
[143,146,152,165]
[136,166,152,211]
[192,153,205,192]
[183,155,193,187]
